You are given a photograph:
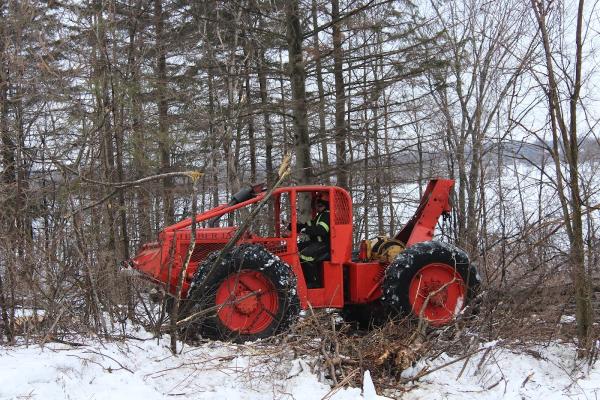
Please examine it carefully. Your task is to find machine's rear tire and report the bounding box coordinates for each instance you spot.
[184,244,300,342]
[382,241,479,326]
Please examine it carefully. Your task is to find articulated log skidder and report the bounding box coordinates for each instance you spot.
[125,179,480,341]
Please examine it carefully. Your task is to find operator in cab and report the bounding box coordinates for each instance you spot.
[297,193,331,288]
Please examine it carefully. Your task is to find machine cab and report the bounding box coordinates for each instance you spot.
[244,186,353,308]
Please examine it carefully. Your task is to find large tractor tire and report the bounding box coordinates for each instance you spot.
[184,244,300,342]
[382,241,479,327]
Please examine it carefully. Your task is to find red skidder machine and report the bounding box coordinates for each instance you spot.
[126,179,479,341]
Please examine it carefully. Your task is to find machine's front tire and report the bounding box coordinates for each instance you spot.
[185,244,300,342]
[382,241,479,326]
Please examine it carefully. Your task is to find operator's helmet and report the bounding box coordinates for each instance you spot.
[316,192,329,208]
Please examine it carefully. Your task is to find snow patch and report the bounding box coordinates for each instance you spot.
[453,295,464,316]
[560,315,576,324]
[362,370,391,399]
[398,341,600,399]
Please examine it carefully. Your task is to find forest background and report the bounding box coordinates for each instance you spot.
[0,0,598,355]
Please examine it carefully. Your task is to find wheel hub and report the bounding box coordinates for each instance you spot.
[233,288,259,315]
[409,263,466,326]
[215,270,279,334]
[420,279,449,307]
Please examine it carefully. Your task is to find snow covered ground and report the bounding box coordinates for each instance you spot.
[0,325,598,400]
[401,341,600,400]
[0,326,386,400]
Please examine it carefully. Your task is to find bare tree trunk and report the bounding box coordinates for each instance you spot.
[258,47,275,233]
[91,0,120,311]
[154,0,174,225]
[128,2,151,243]
[170,177,198,354]
[362,133,369,238]
[311,0,329,181]
[244,51,257,183]
[278,50,289,155]
[221,4,243,202]
[0,23,14,339]
[497,132,507,286]
[370,59,384,233]
[0,12,14,202]
[286,0,312,185]
[382,90,395,236]
[530,0,593,354]
[258,49,274,188]
[0,273,11,342]
[332,0,348,189]
[208,68,219,208]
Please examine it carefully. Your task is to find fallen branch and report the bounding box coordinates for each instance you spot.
[40,305,67,348]
[167,290,261,331]
[82,349,135,374]
[397,345,495,384]
[321,367,361,400]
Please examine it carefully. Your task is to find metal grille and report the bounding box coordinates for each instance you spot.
[189,240,287,264]
[254,240,288,255]
[190,243,225,264]
[334,191,351,224]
